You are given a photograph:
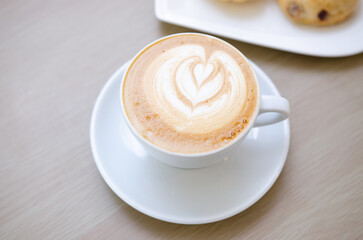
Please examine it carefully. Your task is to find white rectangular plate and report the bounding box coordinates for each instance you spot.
[155,0,363,57]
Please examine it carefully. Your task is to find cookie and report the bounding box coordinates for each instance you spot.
[278,0,359,26]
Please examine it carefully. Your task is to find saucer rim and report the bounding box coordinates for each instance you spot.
[90,60,290,224]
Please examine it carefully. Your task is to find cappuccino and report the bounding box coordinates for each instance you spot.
[122,34,258,153]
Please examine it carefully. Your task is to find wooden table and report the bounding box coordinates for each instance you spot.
[1,0,362,239]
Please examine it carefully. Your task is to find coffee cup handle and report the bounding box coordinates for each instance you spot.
[254,96,290,127]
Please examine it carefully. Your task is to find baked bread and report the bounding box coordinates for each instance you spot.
[277,0,359,26]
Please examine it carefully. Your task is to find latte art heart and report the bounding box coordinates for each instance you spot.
[177,62,219,108]
[123,34,258,153]
[146,45,247,131]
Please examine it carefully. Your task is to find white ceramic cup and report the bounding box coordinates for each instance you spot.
[120,33,289,168]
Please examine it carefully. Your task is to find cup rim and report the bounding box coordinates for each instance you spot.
[120,32,261,157]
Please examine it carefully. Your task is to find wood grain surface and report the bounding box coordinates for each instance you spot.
[1,0,362,239]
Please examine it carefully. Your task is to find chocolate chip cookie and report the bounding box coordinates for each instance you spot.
[278,0,359,26]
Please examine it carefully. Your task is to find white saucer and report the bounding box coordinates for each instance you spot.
[90,60,290,224]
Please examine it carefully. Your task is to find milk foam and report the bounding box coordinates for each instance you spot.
[145,44,247,134]
[123,34,258,153]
